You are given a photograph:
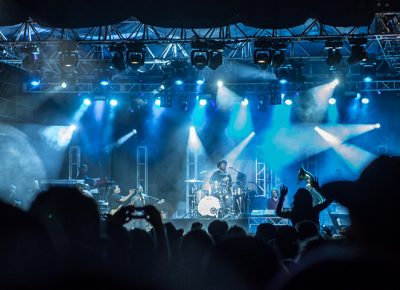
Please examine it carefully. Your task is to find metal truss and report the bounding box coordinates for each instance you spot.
[22,79,400,95]
[0,13,399,75]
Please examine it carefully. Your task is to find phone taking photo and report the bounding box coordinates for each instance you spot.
[129,207,146,219]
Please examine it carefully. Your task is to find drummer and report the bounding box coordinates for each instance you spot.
[209,160,232,196]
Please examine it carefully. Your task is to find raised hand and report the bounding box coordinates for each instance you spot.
[280,185,288,198]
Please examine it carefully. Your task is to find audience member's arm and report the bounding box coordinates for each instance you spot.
[144,205,170,265]
[276,185,291,218]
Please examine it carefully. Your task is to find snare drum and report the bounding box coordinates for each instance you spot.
[197,196,221,217]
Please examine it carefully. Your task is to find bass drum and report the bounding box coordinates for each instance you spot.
[198,196,221,217]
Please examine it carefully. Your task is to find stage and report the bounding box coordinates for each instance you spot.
[164,215,289,233]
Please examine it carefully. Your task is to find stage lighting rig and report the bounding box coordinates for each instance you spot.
[21,45,40,71]
[254,49,271,70]
[59,41,79,73]
[191,50,209,70]
[348,38,368,65]
[126,43,145,70]
[109,43,126,71]
[208,51,223,70]
[361,61,376,82]
[325,40,343,67]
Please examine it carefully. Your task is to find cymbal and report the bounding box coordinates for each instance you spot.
[184,179,204,183]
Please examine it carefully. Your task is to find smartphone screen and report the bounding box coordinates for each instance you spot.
[130,207,146,219]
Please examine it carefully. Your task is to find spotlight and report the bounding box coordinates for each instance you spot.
[314,126,319,131]
[109,99,118,107]
[109,44,126,71]
[59,42,79,72]
[61,81,67,89]
[83,98,92,106]
[375,123,381,129]
[191,50,209,70]
[326,48,342,67]
[126,43,145,70]
[175,79,184,86]
[154,98,161,107]
[328,97,337,105]
[208,51,223,70]
[196,79,204,85]
[241,98,249,106]
[329,78,340,88]
[199,99,207,106]
[160,84,165,90]
[361,62,375,82]
[70,124,77,131]
[271,50,285,69]
[361,97,370,104]
[279,79,288,85]
[254,49,270,70]
[284,98,293,106]
[217,80,223,88]
[29,70,42,87]
[30,80,40,86]
[356,92,361,99]
[348,39,368,65]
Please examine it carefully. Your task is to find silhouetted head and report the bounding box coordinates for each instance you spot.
[226,225,246,239]
[276,225,300,261]
[292,188,313,210]
[256,223,277,242]
[322,156,400,250]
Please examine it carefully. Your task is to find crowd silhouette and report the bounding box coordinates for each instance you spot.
[1,156,399,290]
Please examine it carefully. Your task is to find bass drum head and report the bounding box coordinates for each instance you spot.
[197,196,221,217]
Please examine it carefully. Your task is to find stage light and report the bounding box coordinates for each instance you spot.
[191,50,209,70]
[30,80,40,87]
[331,78,340,87]
[109,99,118,107]
[284,98,293,106]
[281,93,285,99]
[361,97,369,104]
[126,43,145,70]
[70,124,77,131]
[199,99,207,106]
[83,98,92,106]
[59,42,79,73]
[348,39,368,65]
[356,92,361,99]
[196,79,204,85]
[314,126,319,131]
[175,79,184,85]
[61,81,67,89]
[154,98,161,107]
[97,70,112,87]
[241,98,249,106]
[160,84,165,90]
[100,80,109,86]
[253,49,270,70]
[110,44,127,71]
[328,97,337,105]
[208,51,223,70]
[271,50,285,69]
[326,48,342,67]
[217,80,223,88]
[361,62,375,83]
[279,79,288,85]
[375,123,381,129]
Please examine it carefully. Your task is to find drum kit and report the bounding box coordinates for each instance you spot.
[185,175,249,219]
